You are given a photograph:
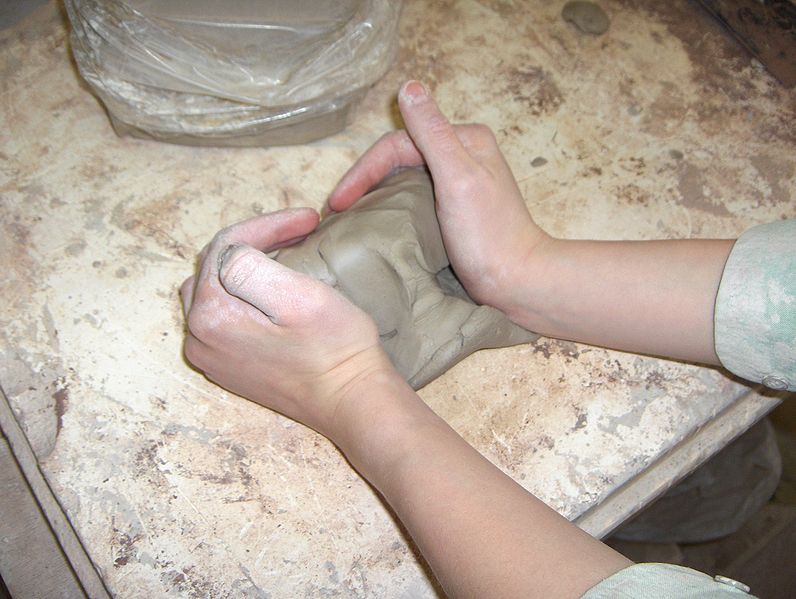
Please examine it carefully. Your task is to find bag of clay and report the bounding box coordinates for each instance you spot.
[64,0,401,146]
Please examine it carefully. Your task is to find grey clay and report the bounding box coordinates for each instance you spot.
[276,169,537,389]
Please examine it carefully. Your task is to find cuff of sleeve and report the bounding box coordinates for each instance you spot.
[581,563,755,598]
[714,219,796,392]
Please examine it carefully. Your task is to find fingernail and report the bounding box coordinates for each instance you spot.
[217,243,239,272]
[400,80,427,105]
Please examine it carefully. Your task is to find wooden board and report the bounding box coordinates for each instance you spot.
[699,0,796,86]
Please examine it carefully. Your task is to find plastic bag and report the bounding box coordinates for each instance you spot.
[64,0,401,146]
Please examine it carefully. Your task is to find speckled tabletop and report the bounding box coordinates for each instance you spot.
[1,1,793,597]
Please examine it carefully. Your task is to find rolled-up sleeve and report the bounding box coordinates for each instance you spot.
[714,219,796,392]
[581,563,756,598]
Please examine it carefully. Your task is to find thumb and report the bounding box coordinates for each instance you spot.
[202,208,320,282]
[397,81,475,183]
[218,244,328,327]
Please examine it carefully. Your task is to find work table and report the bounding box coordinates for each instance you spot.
[1,1,792,597]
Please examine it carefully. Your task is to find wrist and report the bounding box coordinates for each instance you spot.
[500,231,559,329]
[329,363,441,483]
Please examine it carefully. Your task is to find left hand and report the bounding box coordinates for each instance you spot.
[326,81,548,322]
[179,208,391,440]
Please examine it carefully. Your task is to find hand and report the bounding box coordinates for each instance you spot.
[326,85,731,364]
[180,208,392,441]
[180,196,633,599]
[327,80,550,321]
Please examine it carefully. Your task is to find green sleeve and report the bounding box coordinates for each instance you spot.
[581,563,755,598]
[714,219,796,392]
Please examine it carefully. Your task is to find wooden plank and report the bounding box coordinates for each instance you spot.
[699,0,796,86]
[0,387,110,599]
[0,434,85,599]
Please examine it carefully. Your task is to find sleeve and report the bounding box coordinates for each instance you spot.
[580,563,756,598]
[714,219,796,392]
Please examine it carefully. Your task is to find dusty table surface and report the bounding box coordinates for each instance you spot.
[1,1,793,597]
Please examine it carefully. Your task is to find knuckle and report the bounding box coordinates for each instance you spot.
[298,282,329,317]
[388,131,415,160]
[462,123,497,150]
[210,223,244,255]
[471,123,495,140]
[448,172,480,197]
[183,336,205,367]
[379,131,400,146]
[186,311,207,340]
[179,276,193,297]
[425,113,453,141]
[221,250,258,292]
[187,304,218,341]
[286,278,336,326]
[211,228,231,249]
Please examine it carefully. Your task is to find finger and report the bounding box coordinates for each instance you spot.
[221,208,319,253]
[197,243,210,264]
[397,80,476,183]
[326,131,425,213]
[203,208,320,279]
[180,275,196,315]
[217,243,328,327]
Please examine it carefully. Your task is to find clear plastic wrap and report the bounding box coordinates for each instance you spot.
[64,0,401,146]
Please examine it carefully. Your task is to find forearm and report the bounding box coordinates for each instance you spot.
[334,370,630,599]
[508,237,735,365]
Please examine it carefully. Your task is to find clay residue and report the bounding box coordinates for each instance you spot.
[749,154,795,207]
[112,529,142,568]
[640,81,687,137]
[276,169,537,389]
[110,191,191,260]
[474,0,521,18]
[0,348,66,460]
[623,0,794,142]
[616,183,651,207]
[533,339,582,361]
[562,1,610,35]
[503,66,564,116]
[52,384,69,436]
[676,162,732,217]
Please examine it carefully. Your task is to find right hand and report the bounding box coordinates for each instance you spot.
[179,209,394,443]
[326,80,550,320]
